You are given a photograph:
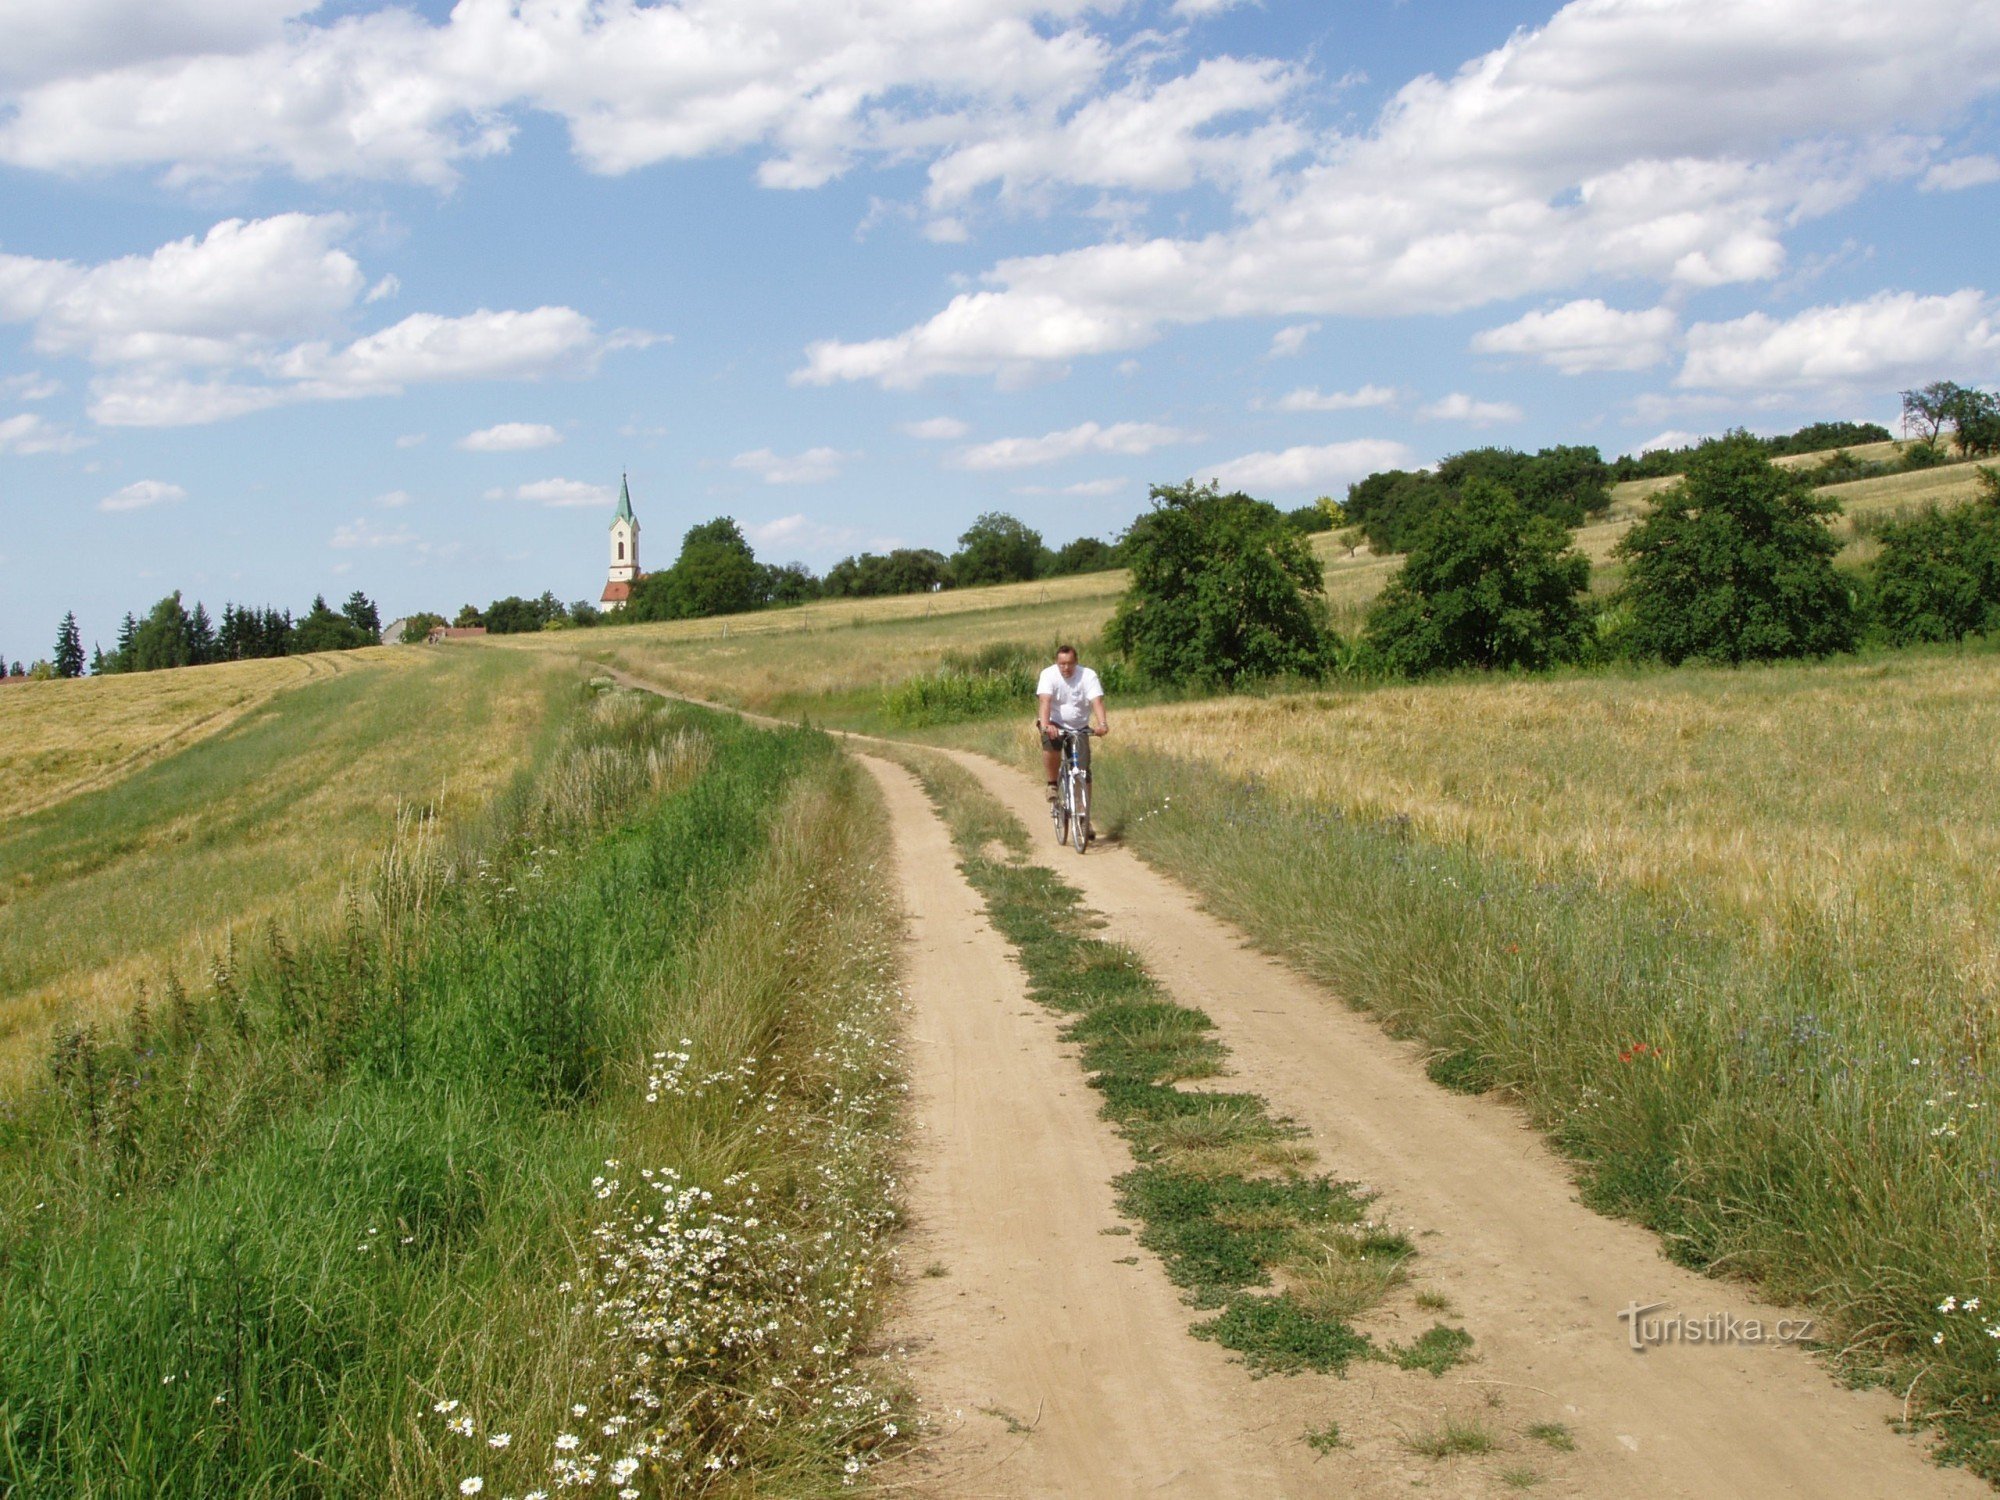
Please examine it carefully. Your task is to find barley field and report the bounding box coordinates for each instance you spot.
[0,647,566,1083]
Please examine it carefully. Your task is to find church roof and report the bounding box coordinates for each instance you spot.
[601,578,635,604]
[611,473,636,528]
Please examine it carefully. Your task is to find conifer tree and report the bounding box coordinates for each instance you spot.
[53,612,85,678]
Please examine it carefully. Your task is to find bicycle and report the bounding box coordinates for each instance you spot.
[1050,726,1092,854]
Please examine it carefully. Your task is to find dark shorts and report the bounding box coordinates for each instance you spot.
[1039,723,1092,771]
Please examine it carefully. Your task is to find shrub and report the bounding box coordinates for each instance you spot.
[1612,433,1855,664]
[1108,480,1334,687]
[1361,478,1592,677]
[1872,480,2000,644]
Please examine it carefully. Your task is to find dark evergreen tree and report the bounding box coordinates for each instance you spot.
[53,613,85,678]
[185,601,216,665]
[131,593,194,672]
[341,590,382,638]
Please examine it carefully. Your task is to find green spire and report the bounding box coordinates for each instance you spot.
[612,472,635,527]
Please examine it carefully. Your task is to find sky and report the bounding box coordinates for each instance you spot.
[2,0,1999,658]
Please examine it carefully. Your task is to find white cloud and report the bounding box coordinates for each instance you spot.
[395,432,427,448]
[1270,383,1397,413]
[744,513,857,554]
[331,517,417,549]
[1267,322,1319,358]
[459,420,563,452]
[1471,299,1679,374]
[730,446,852,484]
[1624,429,1710,457]
[0,371,59,400]
[1201,438,1413,495]
[900,416,970,440]
[1422,393,1524,425]
[486,477,615,508]
[0,0,312,91]
[954,419,1189,470]
[798,0,2000,387]
[1678,289,2000,391]
[1013,477,1127,496]
[0,412,89,454]
[1921,156,2000,193]
[373,488,415,508]
[364,273,400,303]
[98,478,185,512]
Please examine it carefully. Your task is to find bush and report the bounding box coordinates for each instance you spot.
[1612,434,1856,664]
[1872,480,2000,644]
[1108,480,1334,687]
[1360,478,1593,677]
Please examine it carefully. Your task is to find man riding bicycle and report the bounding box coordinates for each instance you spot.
[1036,644,1109,801]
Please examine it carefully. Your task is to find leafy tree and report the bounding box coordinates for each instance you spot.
[1612,433,1855,664]
[483,595,555,634]
[53,613,84,678]
[453,604,485,628]
[821,548,949,598]
[565,600,603,628]
[1945,387,2000,457]
[630,516,767,621]
[762,562,819,607]
[291,594,372,654]
[1902,381,1965,446]
[341,590,382,638]
[1046,536,1121,576]
[1107,479,1333,687]
[1871,502,2000,645]
[1770,420,1893,455]
[952,511,1046,586]
[27,659,56,681]
[1362,478,1593,676]
[400,611,448,643]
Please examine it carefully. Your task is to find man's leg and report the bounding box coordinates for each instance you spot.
[1042,733,1061,795]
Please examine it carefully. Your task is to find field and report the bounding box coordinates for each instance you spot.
[0,648,566,1083]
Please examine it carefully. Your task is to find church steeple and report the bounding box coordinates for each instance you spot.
[602,473,641,609]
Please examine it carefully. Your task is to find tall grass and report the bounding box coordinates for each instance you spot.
[1091,741,2000,1477]
[0,687,908,1496]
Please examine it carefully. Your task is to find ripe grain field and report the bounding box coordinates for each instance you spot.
[0,647,567,1084]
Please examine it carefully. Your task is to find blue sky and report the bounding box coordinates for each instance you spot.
[3,0,1998,658]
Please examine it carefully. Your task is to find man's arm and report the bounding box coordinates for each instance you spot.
[1038,691,1055,735]
[1090,694,1108,735]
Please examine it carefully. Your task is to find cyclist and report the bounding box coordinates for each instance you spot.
[1036,644,1109,802]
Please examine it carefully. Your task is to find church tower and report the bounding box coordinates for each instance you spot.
[601,474,640,609]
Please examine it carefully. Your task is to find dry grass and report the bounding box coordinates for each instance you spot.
[0,648,564,1082]
[0,650,414,818]
[1118,649,2000,987]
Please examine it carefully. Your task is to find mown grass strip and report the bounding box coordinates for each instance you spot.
[884,747,1468,1381]
[0,685,910,1498]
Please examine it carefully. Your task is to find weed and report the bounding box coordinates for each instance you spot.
[1500,1464,1545,1488]
[1304,1421,1347,1453]
[924,1261,951,1278]
[1414,1289,1456,1313]
[1526,1421,1575,1451]
[1402,1415,1497,1458]
[1392,1324,1476,1376]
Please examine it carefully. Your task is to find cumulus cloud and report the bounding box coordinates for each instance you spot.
[331,517,417,548]
[1921,156,2000,193]
[1270,383,1396,413]
[1013,477,1127,496]
[900,416,970,440]
[1422,393,1524,425]
[0,412,89,454]
[798,0,2000,387]
[1266,322,1319,358]
[1471,299,1679,374]
[98,477,184,511]
[373,488,415,508]
[485,477,615,508]
[954,419,1189,470]
[1625,429,1711,457]
[395,432,426,448]
[1201,438,1413,495]
[459,420,563,452]
[1678,289,2000,391]
[731,446,852,484]
[744,513,857,553]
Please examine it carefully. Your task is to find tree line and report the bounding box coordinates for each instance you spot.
[6,592,384,681]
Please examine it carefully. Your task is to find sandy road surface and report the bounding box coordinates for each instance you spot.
[944,746,1987,1500]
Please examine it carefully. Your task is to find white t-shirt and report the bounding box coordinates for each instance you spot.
[1037,663,1104,730]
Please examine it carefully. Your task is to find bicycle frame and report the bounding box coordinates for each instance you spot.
[1051,727,1092,853]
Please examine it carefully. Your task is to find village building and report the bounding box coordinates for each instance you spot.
[601,475,641,610]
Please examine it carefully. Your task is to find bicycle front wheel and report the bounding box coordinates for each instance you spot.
[1071,775,1089,853]
[1052,792,1070,846]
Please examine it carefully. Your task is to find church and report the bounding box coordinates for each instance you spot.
[600,475,640,610]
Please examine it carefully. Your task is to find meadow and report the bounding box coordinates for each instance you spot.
[0,681,909,1496]
[0,648,566,1085]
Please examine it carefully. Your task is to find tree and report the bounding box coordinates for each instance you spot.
[952,511,1046,586]
[1871,502,2000,645]
[400,611,448,643]
[453,604,485,628]
[1107,480,1333,687]
[130,592,193,672]
[292,594,371,654]
[1612,433,1855,664]
[1902,381,1966,446]
[342,590,382,638]
[762,562,819,606]
[53,613,84,678]
[483,595,551,634]
[1945,387,2000,457]
[631,516,766,621]
[1361,478,1593,677]
[185,601,216,665]
[1046,536,1120,575]
[565,600,603,628]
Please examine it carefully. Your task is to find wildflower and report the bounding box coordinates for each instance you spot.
[449,1416,475,1437]
[434,1399,461,1414]
[488,1433,512,1449]
[555,1434,581,1452]
[460,1479,484,1496]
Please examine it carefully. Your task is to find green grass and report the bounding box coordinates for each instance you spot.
[0,688,910,1497]
[1402,1414,1497,1458]
[1526,1421,1575,1452]
[883,747,1470,1382]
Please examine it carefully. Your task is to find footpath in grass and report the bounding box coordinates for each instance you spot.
[886,747,1470,1380]
[1094,745,2000,1481]
[0,685,910,1498]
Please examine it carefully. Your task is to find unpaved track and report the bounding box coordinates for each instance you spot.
[859,755,1330,1498]
[945,746,1987,1500]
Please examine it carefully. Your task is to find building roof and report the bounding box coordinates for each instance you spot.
[600,578,634,604]
[612,473,636,528]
